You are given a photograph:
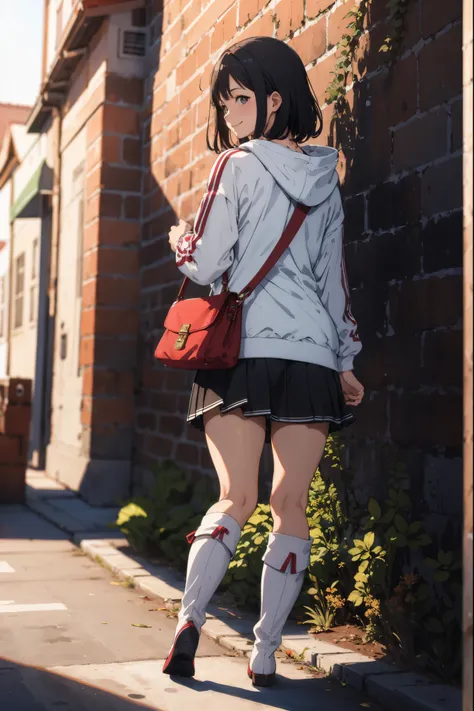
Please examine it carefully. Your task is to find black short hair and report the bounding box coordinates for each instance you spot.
[206,36,323,153]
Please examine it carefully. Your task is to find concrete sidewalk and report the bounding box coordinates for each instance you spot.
[25,470,461,711]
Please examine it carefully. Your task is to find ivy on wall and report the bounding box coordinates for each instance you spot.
[326,0,413,110]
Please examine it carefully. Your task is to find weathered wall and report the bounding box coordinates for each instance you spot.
[133,0,463,536]
[46,14,144,503]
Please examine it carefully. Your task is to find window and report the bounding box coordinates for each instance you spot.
[30,239,39,324]
[0,276,5,340]
[14,253,25,329]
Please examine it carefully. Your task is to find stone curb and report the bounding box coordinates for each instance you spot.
[78,537,461,711]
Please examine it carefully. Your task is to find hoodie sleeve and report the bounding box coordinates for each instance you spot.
[175,149,241,286]
[313,186,362,372]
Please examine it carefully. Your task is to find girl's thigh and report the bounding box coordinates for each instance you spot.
[270,421,329,509]
[203,390,266,517]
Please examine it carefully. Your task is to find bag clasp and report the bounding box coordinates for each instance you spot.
[174,324,191,350]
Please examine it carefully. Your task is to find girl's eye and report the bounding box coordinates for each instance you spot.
[236,96,249,105]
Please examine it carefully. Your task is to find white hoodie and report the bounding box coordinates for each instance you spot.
[175,138,362,372]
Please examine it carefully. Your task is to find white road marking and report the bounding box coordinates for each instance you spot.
[0,602,67,614]
[0,561,15,573]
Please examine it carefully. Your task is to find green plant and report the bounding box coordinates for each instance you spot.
[301,580,345,632]
[222,504,273,611]
[327,0,414,112]
[115,460,215,568]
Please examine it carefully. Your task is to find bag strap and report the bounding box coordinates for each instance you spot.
[176,202,310,301]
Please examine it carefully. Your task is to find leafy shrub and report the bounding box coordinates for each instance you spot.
[115,460,215,570]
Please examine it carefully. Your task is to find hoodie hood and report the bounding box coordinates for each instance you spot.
[240,139,339,207]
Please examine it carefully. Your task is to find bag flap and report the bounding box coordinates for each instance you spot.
[163,293,230,333]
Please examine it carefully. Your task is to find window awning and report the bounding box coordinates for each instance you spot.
[10,161,53,221]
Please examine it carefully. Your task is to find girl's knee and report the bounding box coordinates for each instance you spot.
[270,488,307,519]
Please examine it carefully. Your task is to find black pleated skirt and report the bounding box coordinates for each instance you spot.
[187,358,355,444]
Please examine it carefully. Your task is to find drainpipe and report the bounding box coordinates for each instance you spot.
[463,0,473,708]
[42,106,63,467]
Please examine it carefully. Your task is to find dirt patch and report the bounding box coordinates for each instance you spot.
[306,624,394,664]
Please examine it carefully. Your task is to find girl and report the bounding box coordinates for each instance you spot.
[162,36,364,687]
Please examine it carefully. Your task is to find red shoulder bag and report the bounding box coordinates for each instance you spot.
[154,203,310,370]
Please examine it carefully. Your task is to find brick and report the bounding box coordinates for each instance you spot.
[101,165,142,192]
[175,442,200,466]
[369,174,421,231]
[85,248,139,277]
[125,196,142,222]
[0,465,25,504]
[369,55,418,127]
[342,194,365,243]
[137,412,158,431]
[419,25,462,111]
[83,369,135,398]
[106,74,144,106]
[86,107,104,146]
[159,415,183,437]
[86,397,134,427]
[95,276,140,307]
[347,226,421,286]
[328,0,358,48]
[422,329,463,388]
[102,135,122,164]
[389,275,462,334]
[356,335,422,389]
[146,434,173,458]
[123,138,142,166]
[306,0,335,19]
[351,391,388,440]
[3,406,31,436]
[422,211,463,273]
[290,18,326,65]
[393,109,448,172]
[349,285,389,342]
[103,104,140,136]
[100,220,140,247]
[422,0,461,38]
[451,99,462,152]
[274,0,304,39]
[390,392,462,447]
[422,156,462,216]
[89,425,133,459]
[94,337,137,369]
[94,308,140,336]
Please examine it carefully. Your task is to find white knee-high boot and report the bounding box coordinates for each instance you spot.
[248,532,312,686]
[163,511,241,676]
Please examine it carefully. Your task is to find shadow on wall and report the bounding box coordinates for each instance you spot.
[134,0,463,528]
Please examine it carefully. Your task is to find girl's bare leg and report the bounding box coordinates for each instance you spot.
[203,391,266,527]
[248,421,330,686]
[270,421,330,537]
[163,393,266,678]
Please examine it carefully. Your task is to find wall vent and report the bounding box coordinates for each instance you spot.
[119,29,146,58]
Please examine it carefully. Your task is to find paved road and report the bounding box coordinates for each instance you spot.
[0,504,384,711]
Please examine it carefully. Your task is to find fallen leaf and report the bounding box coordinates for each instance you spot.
[110,581,121,586]
[101,622,108,625]
[131,623,152,628]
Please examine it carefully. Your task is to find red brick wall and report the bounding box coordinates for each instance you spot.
[135,0,463,527]
[80,72,143,464]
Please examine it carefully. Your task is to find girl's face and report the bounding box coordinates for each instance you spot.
[218,75,280,141]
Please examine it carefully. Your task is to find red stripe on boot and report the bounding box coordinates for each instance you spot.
[280,552,297,574]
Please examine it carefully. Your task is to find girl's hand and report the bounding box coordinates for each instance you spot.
[340,370,364,406]
[168,219,193,253]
